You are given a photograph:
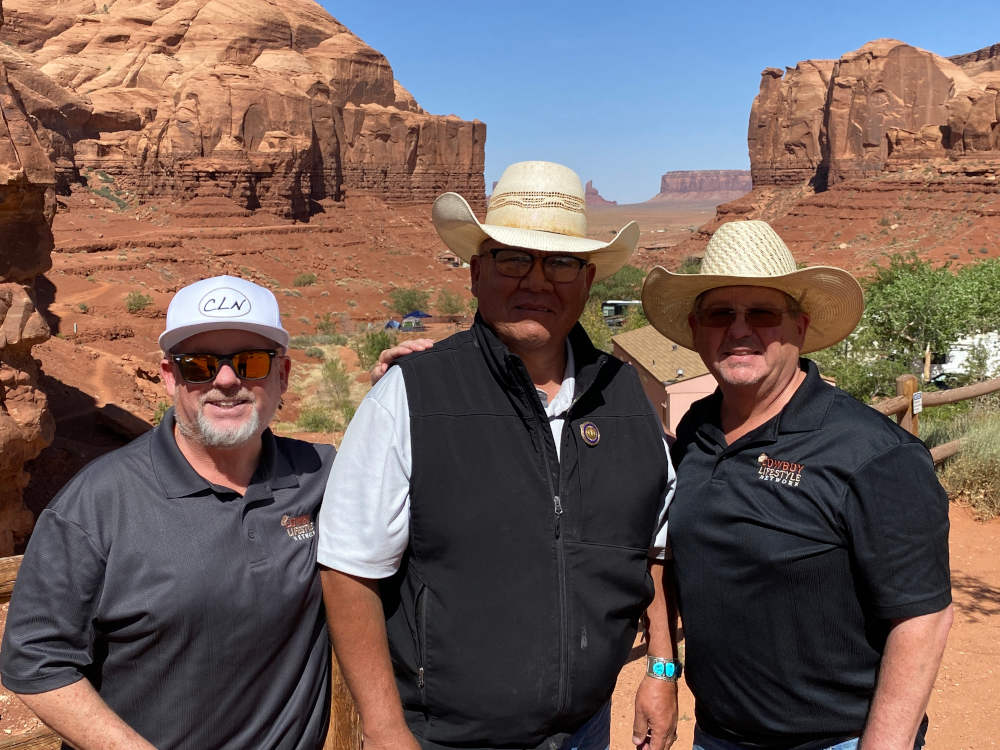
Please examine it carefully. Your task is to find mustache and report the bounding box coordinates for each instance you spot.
[198,388,256,406]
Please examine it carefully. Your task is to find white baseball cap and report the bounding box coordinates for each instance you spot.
[158,275,289,353]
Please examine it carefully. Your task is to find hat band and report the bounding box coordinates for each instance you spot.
[489,190,586,215]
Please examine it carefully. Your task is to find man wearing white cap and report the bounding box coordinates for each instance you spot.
[2,276,333,749]
[319,162,678,750]
[642,221,952,749]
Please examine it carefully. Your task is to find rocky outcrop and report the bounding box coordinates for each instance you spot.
[585,180,616,206]
[0,0,55,555]
[950,43,1000,77]
[651,170,752,201]
[750,39,1000,189]
[0,0,486,217]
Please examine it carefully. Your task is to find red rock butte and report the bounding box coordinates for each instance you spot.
[749,39,1000,188]
[0,0,486,219]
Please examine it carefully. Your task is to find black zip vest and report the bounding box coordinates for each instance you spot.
[383,318,670,749]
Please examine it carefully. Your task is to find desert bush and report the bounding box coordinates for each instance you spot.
[125,291,153,313]
[296,406,338,433]
[289,333,347,348]
[436,289,465,320]
[78,303,90,314]
[922,394,1000,520]
[152,401,170,425]
[352,330,397,371]
[305,347,325,359]
[293,272,317,287]
[389,287,430,316]
[580,299,612,353]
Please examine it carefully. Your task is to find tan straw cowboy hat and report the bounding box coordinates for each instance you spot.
[642,220,864,353]
[431,161,638,282]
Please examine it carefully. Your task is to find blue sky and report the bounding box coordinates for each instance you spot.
[320,1,1000,204]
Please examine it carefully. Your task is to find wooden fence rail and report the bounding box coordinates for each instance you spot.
[872,374,1000,463]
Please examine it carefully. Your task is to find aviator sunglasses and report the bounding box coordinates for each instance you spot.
[695,306,791,328]
[171,350,278,383]
[487,248,588,283]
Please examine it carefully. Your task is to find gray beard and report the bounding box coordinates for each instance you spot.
[175,393,262,449]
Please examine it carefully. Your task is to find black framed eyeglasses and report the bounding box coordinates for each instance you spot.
[487,248,588,283]
[171,350,278,383]
[695,307,789,329]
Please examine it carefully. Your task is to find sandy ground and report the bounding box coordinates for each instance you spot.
[608,503,1000,749]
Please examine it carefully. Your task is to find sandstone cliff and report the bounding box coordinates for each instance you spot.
[651,170,752,201]
[0,0,485,217]
[0,0,55,555]
[750,39,1000,188]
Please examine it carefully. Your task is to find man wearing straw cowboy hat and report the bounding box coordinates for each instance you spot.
[642,220,953,750]
[319,161,678,750]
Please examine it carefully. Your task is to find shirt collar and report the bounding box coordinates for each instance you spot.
[540,343,575,418]
[152,409,298,498]
[691,358,833,446]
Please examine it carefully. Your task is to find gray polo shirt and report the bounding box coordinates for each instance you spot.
[1,410,334,750]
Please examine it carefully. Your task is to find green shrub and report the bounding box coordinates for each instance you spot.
[389,287,430,316]
[289,333,347,348]
[316,312,339,336]
[351,330,398,371]
[436,289,465,320]
[305,347,325,359]
[93,185,127,210]
[293,272,317,287]
[928,396,1000,520]
[296,406,338,433]
[78,303,90,314]
[125,291,152,313]
[152,401,170,425]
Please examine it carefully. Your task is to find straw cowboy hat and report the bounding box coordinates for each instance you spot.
[642,220,864,353]
[431,161,638,282]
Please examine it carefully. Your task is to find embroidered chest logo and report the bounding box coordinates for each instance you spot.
[756,453,805,487]
[281,514,315,541]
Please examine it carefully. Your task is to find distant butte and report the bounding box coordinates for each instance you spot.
[585,180,617,206]
[650,170,751,203]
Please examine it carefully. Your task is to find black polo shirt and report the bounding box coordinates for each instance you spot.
[1,410,334,750]
[669,359,951,748]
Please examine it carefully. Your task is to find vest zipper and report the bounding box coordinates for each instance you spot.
[553,490,569,712]
[416,585,428,701]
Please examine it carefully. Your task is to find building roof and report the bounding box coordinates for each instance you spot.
[612,325,709,384]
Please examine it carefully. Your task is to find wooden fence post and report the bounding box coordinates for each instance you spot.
[896,373,919,436]
[324,653,363,750]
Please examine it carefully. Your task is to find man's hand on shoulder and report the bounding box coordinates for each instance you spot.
[370,338,434,385]
[632,674,678,750]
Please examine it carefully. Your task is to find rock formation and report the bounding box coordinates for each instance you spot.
[749,39,1000,189]
[0,0,55,555]
[651,170,752,201]
[585,180,616,206]
[0,0,486,218]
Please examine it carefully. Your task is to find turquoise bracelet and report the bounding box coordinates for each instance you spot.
[646,656,683,681]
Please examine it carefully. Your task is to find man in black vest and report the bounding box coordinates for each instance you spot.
[318,161,678,750]
[642,220,952,749]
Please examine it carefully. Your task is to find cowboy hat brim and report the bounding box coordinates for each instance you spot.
[432,192,638,282]
[641,265,865,354]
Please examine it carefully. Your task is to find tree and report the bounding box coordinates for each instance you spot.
[436,289,465,321]
[389,287,430,317]
[588,265,646,304]
[812,254,1000,400]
